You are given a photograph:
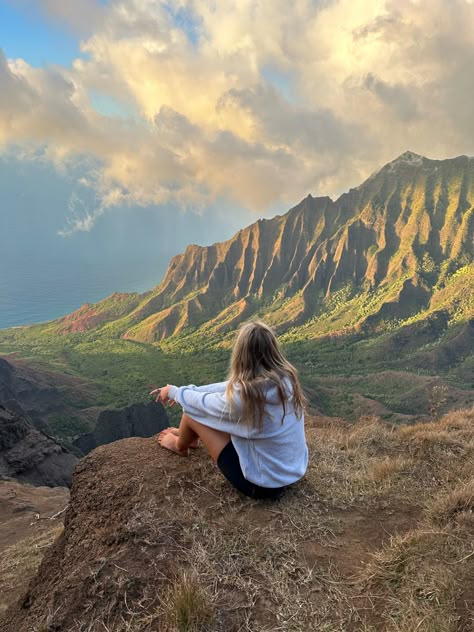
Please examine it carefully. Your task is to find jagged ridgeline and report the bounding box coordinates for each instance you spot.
[56,151,473,346]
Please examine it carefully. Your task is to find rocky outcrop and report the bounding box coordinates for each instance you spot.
[0,358,15,402]
[0,405,78,487]
[73,401,170,454]
[0,358,169,452]
[2,408,474,632]
[0,436,233,632]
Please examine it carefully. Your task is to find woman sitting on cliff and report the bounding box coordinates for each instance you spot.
[151,320,308,499]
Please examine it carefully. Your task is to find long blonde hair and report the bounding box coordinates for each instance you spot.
[226,320,307,428]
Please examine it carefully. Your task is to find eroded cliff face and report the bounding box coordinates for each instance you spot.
[0,404,78,487]
[0,480,69,615]
[49,153,474,342]
[0,356,98,435]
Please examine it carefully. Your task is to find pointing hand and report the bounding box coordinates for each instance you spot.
[149,384,176,407]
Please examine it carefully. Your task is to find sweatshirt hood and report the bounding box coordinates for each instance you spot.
[261,377,294,404]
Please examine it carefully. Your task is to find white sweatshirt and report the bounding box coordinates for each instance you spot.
[168,380,308,488]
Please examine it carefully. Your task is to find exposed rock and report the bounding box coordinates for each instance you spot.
[73,401,170,455]
[0,405,78,487]
[0,358,16,403]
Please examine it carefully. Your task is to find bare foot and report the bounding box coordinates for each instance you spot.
[158,431,190,456]
[160,427,200,448]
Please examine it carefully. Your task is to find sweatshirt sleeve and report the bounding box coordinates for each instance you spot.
[168,384,250,438]
[179,381,228,393]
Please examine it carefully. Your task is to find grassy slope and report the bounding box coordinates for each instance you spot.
[0,323,472,440]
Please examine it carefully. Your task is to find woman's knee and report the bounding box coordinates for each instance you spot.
[182,413,199,429]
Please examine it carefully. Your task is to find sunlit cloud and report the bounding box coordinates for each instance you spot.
[2,0,474,233]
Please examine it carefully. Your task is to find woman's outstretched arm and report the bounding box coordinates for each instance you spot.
[181,381,228,393]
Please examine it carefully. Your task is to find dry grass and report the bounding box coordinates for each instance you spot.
[137,407,474,630]
[342,408,474,632]
[356,524,474,632]
[306,408,474,506]
[367,455,414,482]
[425,479,474,528]
[0,525,63,615]
[306,417,415,506]
[160,569,214,632]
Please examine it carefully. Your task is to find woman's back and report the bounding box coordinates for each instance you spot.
[169,378,308,487]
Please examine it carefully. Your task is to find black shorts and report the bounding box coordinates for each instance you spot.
[217,441,287,500]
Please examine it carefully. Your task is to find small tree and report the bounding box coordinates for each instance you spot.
[427,384,448,421]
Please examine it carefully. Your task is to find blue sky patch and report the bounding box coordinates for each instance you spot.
[261,64,297,103]
[162,2,202,47]
[0,2,82,67]
[89,90,137,120]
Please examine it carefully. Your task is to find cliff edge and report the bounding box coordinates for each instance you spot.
[73,401,169,455]
[2,410,474,631]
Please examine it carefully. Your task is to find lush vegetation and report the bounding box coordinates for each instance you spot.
[0,268,472,438]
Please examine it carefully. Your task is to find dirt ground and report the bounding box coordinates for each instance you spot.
[1,409,473,631]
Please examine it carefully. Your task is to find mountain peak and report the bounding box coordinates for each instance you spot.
[396,149,424,159]
[389,150,426,167]
[361,151,428,187]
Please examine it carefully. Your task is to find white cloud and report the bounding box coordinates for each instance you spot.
[2,0,474,232]
[58,190,105,237]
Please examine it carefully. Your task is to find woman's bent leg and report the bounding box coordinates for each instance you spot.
[177,414,230,462]
[159,413,230,462]
[159,415,285,499]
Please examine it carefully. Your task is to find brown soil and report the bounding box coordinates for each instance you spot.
[302,503,421,578]
[1,409,473,631]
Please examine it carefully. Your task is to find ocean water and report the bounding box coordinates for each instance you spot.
[0,211,246,330]
[0,253,165,329]
[0,156,273,331]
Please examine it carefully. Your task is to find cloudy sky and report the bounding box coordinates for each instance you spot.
[2,0,474,238]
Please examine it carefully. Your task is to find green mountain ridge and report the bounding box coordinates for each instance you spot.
[52,151,473,347]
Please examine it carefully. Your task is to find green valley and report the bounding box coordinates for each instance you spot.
[1,151,473,440]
